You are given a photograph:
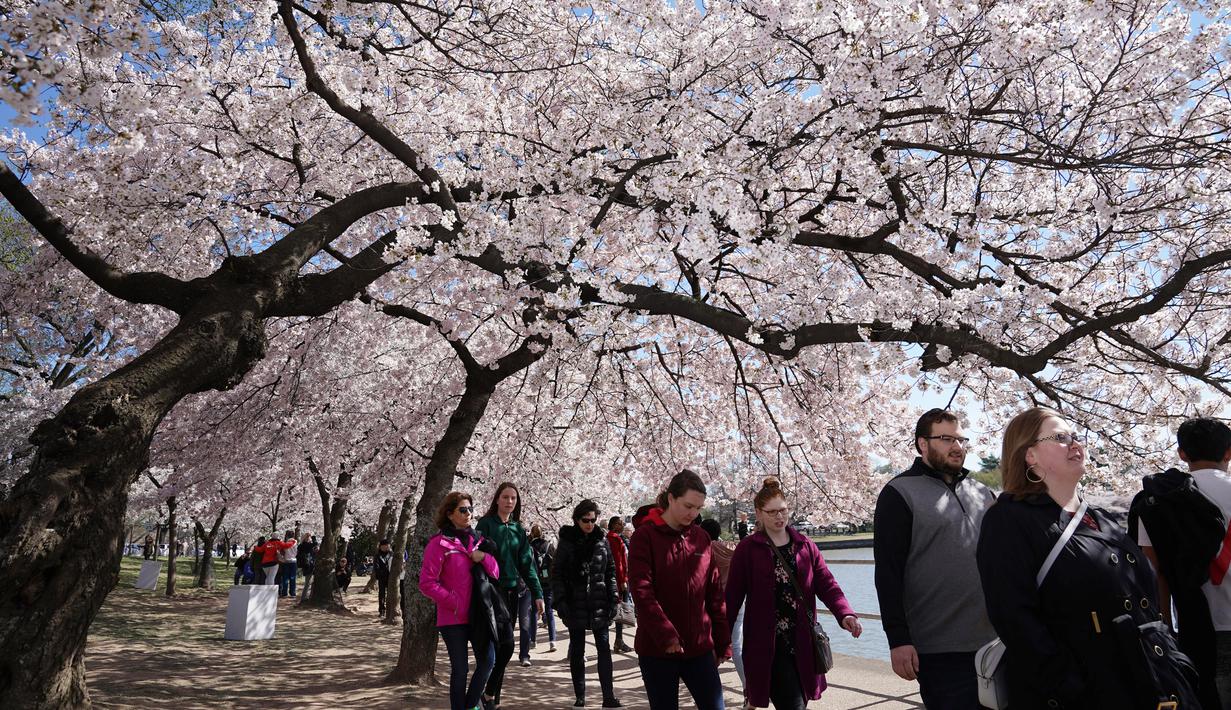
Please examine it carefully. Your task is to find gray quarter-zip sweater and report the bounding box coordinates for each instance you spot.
[873,457,997,654]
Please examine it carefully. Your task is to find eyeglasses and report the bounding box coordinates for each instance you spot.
[924,435,970,447]
[455,507,473,515]
[1035,432,1084,447]
[760,507,790,518]
[579,517,597,524]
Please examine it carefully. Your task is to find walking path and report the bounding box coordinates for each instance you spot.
[86,574,922,709]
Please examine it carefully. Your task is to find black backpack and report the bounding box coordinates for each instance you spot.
[532,540,552,580]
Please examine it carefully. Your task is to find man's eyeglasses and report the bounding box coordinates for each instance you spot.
[1035,432,1084,447]
[924,435,970,447]
[579,517,598,524]
[455,506,473,515]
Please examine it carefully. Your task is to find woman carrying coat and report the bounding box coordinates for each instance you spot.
[725,477,862,710]
[419,491,501,710]
[977,407,1199,709]
[553,499,622,708]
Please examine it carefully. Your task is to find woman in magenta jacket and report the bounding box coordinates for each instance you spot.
[725,478,863,710]
[419,491,501,710]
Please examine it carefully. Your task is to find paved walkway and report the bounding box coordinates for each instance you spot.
[86,570,922,709]
[420,626,924,710]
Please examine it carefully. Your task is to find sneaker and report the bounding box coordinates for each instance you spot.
[601,699,622,708]
[520,658,531,667]
[613,642,632,653]
[549,642,557,652]
[573,700,585,708]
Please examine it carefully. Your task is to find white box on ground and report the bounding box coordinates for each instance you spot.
[134,560,162,590]
[224,585,278,640]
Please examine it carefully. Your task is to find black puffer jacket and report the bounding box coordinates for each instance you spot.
[552,525,618,630]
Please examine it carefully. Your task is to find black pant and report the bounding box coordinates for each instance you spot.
[917,651,981,710]
[377,577,389,614]
[567,624,616,703]
[769,641,805,710]
[484,587,520,703]
[638,652,724,710]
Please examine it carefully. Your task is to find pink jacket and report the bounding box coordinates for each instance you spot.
[419,530,500,627]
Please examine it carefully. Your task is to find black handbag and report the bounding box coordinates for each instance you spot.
[1111,615,1200,710]
[769,540,834,673]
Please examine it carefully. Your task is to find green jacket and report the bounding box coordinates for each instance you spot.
[476,514,543,599]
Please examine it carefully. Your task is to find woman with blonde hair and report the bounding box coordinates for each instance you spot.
[977,407,1198,709]
[725,477,861,709]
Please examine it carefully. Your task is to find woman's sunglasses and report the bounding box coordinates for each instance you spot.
[456,506,473,515]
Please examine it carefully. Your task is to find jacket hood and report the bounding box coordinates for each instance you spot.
[632,504,657,528]
[559,524,605,544]
[1141,467,1194,497]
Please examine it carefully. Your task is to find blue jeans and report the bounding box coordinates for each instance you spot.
[517,587,533,661]
[441,624,495,710]
[278,562,297,597]
[530,588,557,643]
[917,651,980,710]
[638,652,724,710]
[731,606,746,689]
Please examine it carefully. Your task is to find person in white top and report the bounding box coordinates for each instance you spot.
[1136,417,1231,709]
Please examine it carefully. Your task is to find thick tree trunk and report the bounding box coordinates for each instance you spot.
[383,495,414,624]
[164,496,178,597]
[387,374,499,684]
[305,464,352,611]
[0,290,268,708]
[194,507,227,589]
[361,499,394,594]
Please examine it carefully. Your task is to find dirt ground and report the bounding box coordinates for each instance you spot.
[86,559,923,709]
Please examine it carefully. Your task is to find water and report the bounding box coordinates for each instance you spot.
[813,547,888,661]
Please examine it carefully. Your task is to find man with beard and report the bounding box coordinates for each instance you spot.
[873,408,996,710]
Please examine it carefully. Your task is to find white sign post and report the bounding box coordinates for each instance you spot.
[134,560,162,590]
[224,585,279,640]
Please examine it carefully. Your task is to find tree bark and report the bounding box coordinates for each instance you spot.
[362,499,394,594]
[387,371,502,684]
[304,462,352,611]
[383,495,414,624]
[193,507,227,589]
[164,496,178,598]
[0,287,269,707]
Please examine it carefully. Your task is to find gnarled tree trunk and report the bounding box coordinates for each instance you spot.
[0,290,268,708]
[361,499,394,594]
[194,507,227,589]
[304,461,352,612]
[383,495,414,624]
[164,496,178,597]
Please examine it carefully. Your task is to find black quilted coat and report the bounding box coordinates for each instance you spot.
[552,524,618,630]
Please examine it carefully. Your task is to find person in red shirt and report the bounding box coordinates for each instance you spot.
[607,516,632,653]
[253,532,295,587]
[628,469,730,710]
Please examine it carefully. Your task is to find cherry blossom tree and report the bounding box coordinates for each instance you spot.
[3,0,1231,705]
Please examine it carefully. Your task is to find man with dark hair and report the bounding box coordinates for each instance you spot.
[1132,417,1231,710]
[873,408,996,710]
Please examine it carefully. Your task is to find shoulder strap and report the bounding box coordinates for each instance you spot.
[1037,500,1087,588]
[769,538,810,602]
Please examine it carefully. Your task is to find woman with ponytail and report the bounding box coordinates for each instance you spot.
[628,469,731,710]
[726,478,862,710]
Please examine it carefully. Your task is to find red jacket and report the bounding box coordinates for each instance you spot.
[628,508,730,660]
[607,530,628,588]
[256,539,294,565]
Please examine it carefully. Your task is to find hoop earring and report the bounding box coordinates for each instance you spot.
[1026,465,1045,484]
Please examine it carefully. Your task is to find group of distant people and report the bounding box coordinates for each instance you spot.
[419,405,1230,710]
